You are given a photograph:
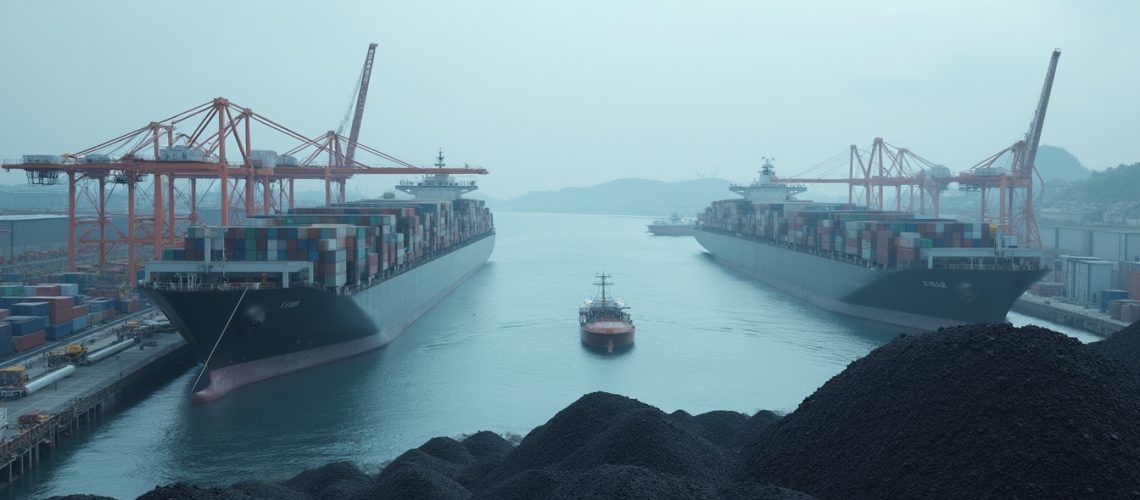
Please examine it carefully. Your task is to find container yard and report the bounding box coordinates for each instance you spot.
[1015,255,1140,333]
[1012,293,1130,336]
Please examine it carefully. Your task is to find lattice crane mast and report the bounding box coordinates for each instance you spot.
[344,43,378,167]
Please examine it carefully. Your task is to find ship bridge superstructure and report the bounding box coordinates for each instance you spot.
[579,273,631,323]
[397,150,479,201]
[730,158,808,202]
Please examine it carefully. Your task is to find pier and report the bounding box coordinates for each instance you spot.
[0,314,191,483]
[1012,293,1130,337]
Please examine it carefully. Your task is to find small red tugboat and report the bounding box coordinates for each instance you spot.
[579,273,635,353]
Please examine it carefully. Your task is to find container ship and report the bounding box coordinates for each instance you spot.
[140,162,494,402]
[579,273,635,352]
[647,213,695,236]
[694,160,1048,332]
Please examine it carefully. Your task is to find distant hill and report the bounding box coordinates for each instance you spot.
[1042,162,1140,225]
[493,178,733,216]
[1034,145,1090,182]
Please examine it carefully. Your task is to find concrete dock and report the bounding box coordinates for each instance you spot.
[0,312,193,483]
[1013,293,1131,337]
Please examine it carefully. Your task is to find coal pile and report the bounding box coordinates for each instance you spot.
[122,393,805,499]
[1088,319,1140,379]
[693,410,750,450]
[473,392,739,490]
[134,483,236,499]
[465,392,803,499]
[744,323,1140,499]
[281,461,370,499]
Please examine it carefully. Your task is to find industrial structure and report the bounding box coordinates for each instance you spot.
[1,44,487,288]
[778,50,1062,250]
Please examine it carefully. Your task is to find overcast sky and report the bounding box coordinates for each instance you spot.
[1,1,1137,199]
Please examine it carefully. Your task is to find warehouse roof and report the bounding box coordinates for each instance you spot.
[0,214,68,221]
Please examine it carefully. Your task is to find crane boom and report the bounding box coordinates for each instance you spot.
[345,43,378,167]
[1019,49,1060,178]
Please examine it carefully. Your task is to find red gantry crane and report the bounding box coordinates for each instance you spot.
[1,97,487,284]
[774,50,1061,249]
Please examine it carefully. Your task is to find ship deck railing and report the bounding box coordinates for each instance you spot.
[697,226,1045,273]
[141,230,495,294]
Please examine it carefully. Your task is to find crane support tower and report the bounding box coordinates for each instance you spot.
[345,43,378,167]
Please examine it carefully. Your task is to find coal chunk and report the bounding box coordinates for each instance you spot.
[744,323,1140,499]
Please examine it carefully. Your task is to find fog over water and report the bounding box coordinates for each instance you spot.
[2,1,1138,199]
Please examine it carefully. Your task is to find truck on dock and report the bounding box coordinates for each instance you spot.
[0,367,28,400]
[46,344,90,368]
[17,412,50,430]
[0,365,77,400]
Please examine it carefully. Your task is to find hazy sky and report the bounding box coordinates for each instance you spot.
[2,1,1138,199]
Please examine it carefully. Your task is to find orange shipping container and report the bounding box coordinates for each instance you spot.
[13,330,46,352]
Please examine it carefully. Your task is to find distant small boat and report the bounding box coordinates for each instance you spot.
[647,213,694,236]
[579,273,635,353]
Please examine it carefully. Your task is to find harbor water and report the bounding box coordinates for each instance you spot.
[11,211,1100,499]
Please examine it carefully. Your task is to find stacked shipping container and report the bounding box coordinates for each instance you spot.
[699,201,994,269]
[157,199,494,290]
[0,282,112,352]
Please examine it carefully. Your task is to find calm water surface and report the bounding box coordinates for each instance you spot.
[15,212,1102,499]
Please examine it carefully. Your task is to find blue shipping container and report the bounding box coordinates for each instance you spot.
[11,302,50,317]
[9,316,46,336]
[46,321,73,340]
[1098,289,1130,312]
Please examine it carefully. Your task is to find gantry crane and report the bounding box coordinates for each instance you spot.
[775,50,1061,249]
[1,97,487,284]
[943,49,1060,247]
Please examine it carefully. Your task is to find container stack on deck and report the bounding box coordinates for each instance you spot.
[157,199,493,289]
[700,201,995,269]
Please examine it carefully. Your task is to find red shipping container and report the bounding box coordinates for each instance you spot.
[1130,271,1140,300]
[34,285,61,296]
[13,330,46,352]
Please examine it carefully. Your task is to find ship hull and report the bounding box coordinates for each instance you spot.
[647,225,695,236]
[141,234,495,401]
[580,321,635,352]
[694,228,1047,332]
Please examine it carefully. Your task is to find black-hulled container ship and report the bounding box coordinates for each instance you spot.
[694,159,1049,332]
[141,161,493,402]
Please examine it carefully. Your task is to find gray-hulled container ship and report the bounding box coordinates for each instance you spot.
[694,159,1048,332]
[141,157,493,402]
